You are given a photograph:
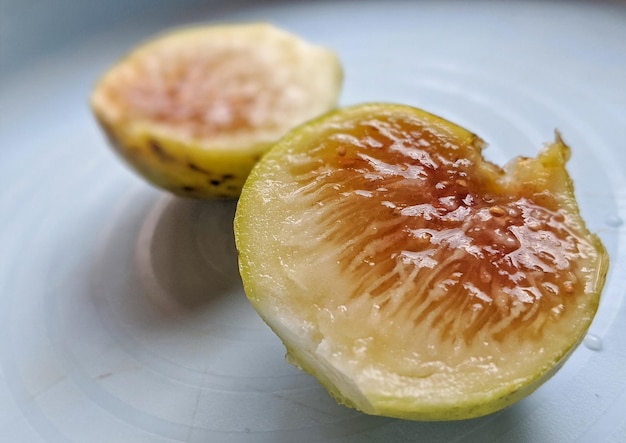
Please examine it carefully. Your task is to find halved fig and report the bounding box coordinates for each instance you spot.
[234,103,609,420]
[91,23,343,198]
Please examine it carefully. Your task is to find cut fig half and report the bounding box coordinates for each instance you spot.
[91,23,343,198]
[234,103,609,420]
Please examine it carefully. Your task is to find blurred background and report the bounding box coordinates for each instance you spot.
[1,0,313,79]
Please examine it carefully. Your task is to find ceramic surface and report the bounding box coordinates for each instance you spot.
[1,1,625,441]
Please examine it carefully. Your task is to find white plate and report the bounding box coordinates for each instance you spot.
[1,1,625,442]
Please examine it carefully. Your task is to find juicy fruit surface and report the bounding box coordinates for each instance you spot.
[91,23,342,198]
[235,103,609,420]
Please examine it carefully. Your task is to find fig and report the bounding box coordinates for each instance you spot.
[234,103,609,420]
[90,23,343,198]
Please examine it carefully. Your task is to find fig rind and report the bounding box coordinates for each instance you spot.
[235,103,609,421]
[91,23,343,198]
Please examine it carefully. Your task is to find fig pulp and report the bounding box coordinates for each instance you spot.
[234,103,609,420]
[91,23,343,198]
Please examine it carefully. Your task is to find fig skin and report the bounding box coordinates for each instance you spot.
[235,103,609,421]
[91,23,343,198]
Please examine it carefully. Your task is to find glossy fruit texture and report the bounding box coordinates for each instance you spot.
[234,103,609,420]
[91,23,343,198]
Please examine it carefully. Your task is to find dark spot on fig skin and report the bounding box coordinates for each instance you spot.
[209,179,221,186]
[222,174,235,181]
[188,161,211,175]
[150,140,175,162]
[181,186,196,192]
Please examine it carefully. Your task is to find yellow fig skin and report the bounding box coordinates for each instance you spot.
[235,103,609,421]
[95,118,264,198]
[91,23,343,198]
